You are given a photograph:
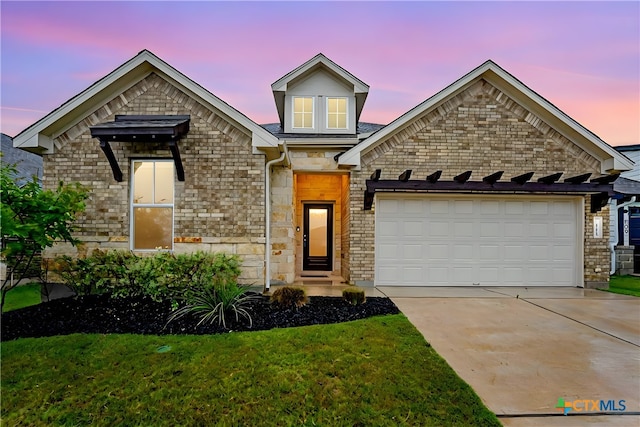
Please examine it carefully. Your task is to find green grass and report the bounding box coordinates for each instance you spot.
[2,283,41,312]
[1,315,499,426]
[605,275,640,297]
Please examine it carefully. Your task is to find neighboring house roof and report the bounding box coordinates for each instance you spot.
[12,50,279,155]
[615,144,640,152]
[615,145,640,182]
[339,60,634,174]
[271,53,370,128]
[614,177,640,196]
[1,133,43,183]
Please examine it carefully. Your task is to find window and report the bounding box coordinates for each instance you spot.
[327,97,347,129]
[293,97,314,128]
[131,160,174,250]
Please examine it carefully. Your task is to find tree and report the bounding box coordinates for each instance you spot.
[1,161,88,311]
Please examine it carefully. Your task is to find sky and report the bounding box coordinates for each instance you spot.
[1,1,638,146]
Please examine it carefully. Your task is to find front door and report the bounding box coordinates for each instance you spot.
[303,204,333,271]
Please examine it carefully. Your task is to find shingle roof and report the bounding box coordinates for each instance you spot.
[261,122,385,139]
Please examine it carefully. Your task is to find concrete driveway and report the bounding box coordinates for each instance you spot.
[379,287,640,426]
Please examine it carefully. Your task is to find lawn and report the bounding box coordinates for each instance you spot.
[605,275,640,297]
[1,315,500,426]
[2,282,41,312]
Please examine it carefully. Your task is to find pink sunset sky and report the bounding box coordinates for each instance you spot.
[1,1,638,146]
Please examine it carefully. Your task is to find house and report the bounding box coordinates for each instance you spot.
[609,144,640,274]
[1,133,43,184]
[13,50,633,289]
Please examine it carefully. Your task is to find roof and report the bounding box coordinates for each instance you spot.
[261,121,385,138]
[614,176,640,195]
[339,60,634,174]
[1,133,43,183]
[90,115,190,141]
[13,50,278,155]
[615,144,640,152]
[270,53,370,127]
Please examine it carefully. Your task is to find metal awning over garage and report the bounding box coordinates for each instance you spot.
[90,115,190,182]
[364,169,617,213]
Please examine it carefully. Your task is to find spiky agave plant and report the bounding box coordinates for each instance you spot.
[168,282,261,329]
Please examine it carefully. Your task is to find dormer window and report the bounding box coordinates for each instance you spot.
[327,97,347,129]
[293,96,314,129]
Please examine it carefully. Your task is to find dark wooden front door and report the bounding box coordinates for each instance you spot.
[303,204,333,271]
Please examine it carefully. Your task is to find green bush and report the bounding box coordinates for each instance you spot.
[167,282,260,328]
[342,287,366,305]
[270,286,307,308]
[55,250,242,302]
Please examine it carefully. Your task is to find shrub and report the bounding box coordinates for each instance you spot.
[56,250,111,296]
[55,250,243,303]
[270,286,307,309]
[167,282,260,328]
[342,287,366,305]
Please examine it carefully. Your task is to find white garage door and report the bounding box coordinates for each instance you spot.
[375,195,581,286]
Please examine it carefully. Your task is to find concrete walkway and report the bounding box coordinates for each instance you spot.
[380,287,640,426]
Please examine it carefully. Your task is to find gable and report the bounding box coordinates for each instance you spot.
[271,53,369,128]
[359,79,602,178]
[13,50,278,156]
[340,60,632,174]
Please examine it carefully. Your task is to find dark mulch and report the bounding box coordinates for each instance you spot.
[1,293,400,341]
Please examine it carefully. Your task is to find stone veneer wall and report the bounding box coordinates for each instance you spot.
[349,79,610,286]
[340,174,351,281]
[269,165,295,284]
[42,73,266,284]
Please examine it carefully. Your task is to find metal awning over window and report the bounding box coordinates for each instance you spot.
[364,169,618,213]
[90,115,190,182]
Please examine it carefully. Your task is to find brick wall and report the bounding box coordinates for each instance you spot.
[42,73,266,283]
[349,79,609,286]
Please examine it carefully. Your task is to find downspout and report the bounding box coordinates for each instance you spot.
[611,196,637,274]
[264,142,289,292]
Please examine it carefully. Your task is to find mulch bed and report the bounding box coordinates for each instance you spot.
[1,294,400,341]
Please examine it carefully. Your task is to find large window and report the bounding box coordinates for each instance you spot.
[327,97,347,129]
[131,160,174,250]
[293,96,314,129]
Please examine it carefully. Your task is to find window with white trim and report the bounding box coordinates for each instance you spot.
[131,160,174,250]
[327,97,347,129]
[293,96,314,129]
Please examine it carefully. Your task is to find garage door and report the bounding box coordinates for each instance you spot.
[375,195,581,286]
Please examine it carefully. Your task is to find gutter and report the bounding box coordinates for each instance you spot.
[264,142,289,292]
[610,196,637,274]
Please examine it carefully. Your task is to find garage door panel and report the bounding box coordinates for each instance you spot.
[403,221,422,237]
[429,221,449,236]
[505,223,524,237]
[429,244,449,260]
[378,221,398,237]
[402,244,423,260]
[454,222,474,237]
[530,245,550,261]
[454,200,474,214]
[430,200,449,214]
[376,196,579,286]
